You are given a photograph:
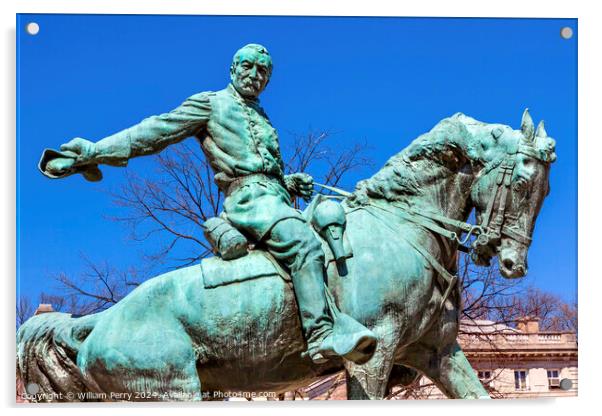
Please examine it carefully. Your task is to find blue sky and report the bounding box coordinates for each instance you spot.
[17,14,577,303]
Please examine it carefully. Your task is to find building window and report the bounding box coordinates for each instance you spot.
[477,370,493,388]
[514,370,528,391]
[478,370,491,380]
[547,369,560,389]
[478,371,491,381]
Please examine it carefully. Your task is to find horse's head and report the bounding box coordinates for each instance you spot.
[470,109,557,278]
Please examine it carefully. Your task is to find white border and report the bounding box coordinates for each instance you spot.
[4,0,585,18]
[2,1,599,416]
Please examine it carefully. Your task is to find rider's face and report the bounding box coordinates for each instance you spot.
[230,50,271,99]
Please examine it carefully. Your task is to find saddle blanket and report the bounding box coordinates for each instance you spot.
[201,251,290,289]
[201,234,352,289]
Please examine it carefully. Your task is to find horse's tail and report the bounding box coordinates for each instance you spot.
[16,312,100,402]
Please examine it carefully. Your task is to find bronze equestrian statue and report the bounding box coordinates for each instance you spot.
[18,44,556,401]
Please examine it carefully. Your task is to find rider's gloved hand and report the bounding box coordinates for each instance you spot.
[284,173,314,202]
[60,137,97,165]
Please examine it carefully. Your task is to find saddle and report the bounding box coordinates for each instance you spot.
[201,195,353,289]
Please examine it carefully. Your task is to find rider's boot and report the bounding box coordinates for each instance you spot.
[293,260,377,365]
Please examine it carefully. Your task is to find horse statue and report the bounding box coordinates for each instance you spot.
[17,109,556,401]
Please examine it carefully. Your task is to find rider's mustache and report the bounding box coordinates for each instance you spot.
[240,77,261,89]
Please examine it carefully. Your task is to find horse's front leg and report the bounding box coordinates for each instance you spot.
[436,341,490,399]
[404,340,490,399]
[344,320,400,400]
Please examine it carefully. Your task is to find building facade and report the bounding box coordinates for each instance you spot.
[305,317,578,400]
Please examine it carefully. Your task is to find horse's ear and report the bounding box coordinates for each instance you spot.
[536,120,547,138]
[521,108,535,141]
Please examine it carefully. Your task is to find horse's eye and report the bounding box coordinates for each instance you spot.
[513,178,528,195]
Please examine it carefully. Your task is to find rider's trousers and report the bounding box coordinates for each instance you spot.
[263,218,334,349]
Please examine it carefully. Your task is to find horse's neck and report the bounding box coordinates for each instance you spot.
[352,113,499,224]
[396,158,474,222]
[394,118,483,222]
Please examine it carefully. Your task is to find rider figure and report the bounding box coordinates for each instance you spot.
[54,44,377,364]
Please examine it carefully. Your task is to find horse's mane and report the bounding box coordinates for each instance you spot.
[348,113,493,205]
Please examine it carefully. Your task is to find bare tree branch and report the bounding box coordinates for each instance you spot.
[16,295,34,329]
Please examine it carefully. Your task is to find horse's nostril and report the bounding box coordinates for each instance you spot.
[503,259,514,270]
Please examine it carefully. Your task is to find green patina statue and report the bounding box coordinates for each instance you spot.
[18,44,557,401]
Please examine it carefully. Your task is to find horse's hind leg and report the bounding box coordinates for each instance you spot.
[344,324,399,400]
[80,316,203,401]
[402,340,489,399]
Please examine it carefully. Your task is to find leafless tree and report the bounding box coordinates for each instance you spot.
[454,253,576,332]
[16,295,34,329]
[51,255,145,315]
[110,141,221,268]
[284,130,371,188]
[551,301,577,333]
[493,287,577,333]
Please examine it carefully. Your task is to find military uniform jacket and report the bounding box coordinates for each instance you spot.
[93,83,303,240]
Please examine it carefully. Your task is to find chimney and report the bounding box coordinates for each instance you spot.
[516,316,540,334]
[34,303,55,315]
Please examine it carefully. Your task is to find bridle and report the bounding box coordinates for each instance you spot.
[470,140,544,264]
[471,158,523,264]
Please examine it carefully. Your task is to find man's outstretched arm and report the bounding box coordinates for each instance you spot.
[60,92,212,167]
